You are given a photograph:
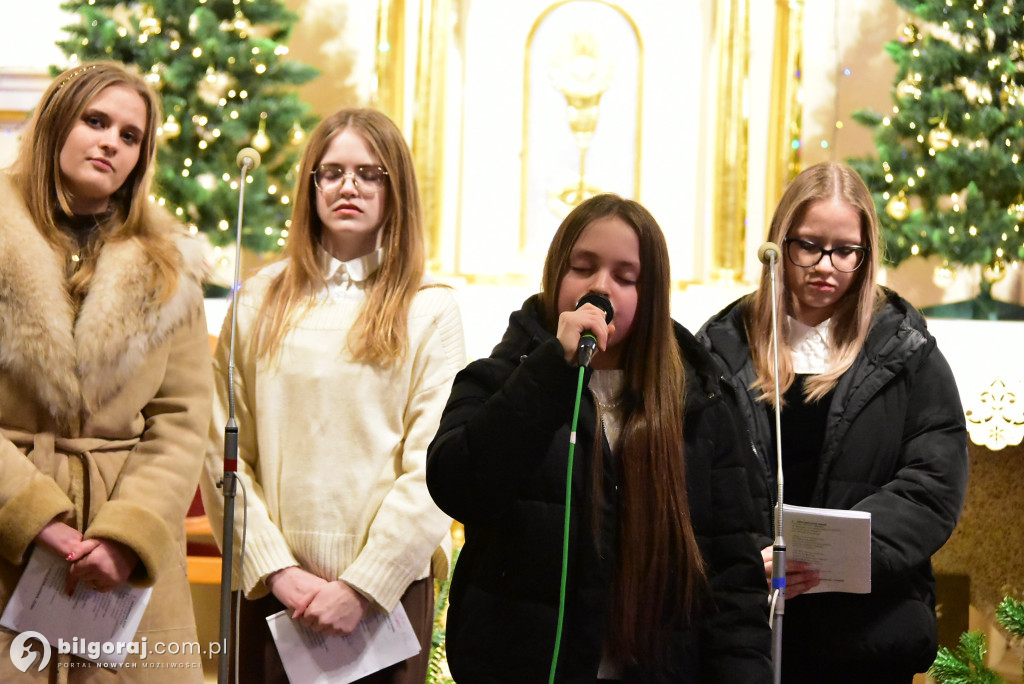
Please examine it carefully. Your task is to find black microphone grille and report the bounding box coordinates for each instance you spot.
[575,293,614,323]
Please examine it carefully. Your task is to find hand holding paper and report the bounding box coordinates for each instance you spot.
[781,504,872,595]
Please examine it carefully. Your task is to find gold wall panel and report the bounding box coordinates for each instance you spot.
[709,0,750,282]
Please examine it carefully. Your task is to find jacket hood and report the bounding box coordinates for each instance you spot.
[490,294,552,363]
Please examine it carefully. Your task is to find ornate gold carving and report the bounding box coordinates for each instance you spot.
[965,379,1024,450]
[521,0,643,253]
[547,30,615,217]
[710,0,750,283]
[412,0,451,272]
[766,0,803,227]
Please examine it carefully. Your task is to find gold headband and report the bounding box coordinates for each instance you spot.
[56,64,99,90]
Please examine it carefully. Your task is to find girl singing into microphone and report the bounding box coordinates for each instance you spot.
[426,193,771,682]
[699,162,967,683]
[201,108,465,684]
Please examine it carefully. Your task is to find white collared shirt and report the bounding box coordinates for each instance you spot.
[787,316,831,374]
[318,246,384,299]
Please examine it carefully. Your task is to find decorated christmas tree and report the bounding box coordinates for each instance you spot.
[849,0,1024,318]
[56,0,320,258]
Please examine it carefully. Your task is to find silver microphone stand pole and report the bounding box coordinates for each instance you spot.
[758,241,786,684]
[217,147,261,684]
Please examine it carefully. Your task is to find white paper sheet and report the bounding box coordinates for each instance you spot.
[782,503,872,594]
[0,547,152,665]
[267,602,421,684]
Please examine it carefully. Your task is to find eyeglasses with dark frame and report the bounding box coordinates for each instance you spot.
[311,164,389,197]
[784,237,869,273]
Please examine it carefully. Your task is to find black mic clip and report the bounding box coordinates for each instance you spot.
[575,293,614,368]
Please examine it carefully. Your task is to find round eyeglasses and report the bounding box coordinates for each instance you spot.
[312,164,388,197]
[784,237,869,273]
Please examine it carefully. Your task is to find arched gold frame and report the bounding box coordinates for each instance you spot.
[519,0,644,252]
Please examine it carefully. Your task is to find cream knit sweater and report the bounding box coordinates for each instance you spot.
[202,255,465,611]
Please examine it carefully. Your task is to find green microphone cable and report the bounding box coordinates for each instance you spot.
[548,364,587,684]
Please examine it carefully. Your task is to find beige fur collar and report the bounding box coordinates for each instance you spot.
[0,174,206,428]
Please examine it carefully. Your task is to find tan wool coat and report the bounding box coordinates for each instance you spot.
[0,175,213,682]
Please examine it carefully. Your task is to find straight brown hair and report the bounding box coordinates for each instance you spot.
[541,193,707,670]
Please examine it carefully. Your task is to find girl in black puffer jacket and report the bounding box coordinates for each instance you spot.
[427,194,772,683]
[699,162,968,684]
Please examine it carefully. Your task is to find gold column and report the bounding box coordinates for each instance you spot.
[765,0,803,227]
[711,0,750,282]
[374,0,406,122]
[411,0,450,271]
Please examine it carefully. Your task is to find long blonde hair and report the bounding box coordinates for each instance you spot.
[747,162,883,404]
[541,193,707,671]
[250,108,425,365]
[10,60,178,302]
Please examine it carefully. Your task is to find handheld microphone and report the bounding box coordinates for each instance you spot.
[575,293,614,367]
[236,147,262,171]
[758,241,781,265]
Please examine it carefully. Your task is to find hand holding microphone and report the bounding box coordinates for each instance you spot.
[557,293,615,367]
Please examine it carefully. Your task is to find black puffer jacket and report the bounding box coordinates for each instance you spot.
[698,290,968,677]
[426,295,771,683]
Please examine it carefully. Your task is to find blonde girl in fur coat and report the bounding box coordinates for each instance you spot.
[201,108,464,684]
[0,61,213,681]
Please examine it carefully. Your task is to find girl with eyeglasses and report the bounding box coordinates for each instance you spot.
[698,162,968,683]
[201,108,465,684]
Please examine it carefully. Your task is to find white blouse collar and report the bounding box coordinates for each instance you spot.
[319,246,384,284]
[787,316,831,374]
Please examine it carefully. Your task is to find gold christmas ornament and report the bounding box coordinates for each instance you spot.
[928,122,952,151]
[900,23,920,44]
[252,130,271,153]
[252,112,271,153]
[983,260,1007,284]
[886,192,910,221]
[161,115,181,139]
[290,122,306,145]
[197,70,233,105]
[896,79,921,99]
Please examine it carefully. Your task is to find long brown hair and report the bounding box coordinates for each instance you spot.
[10,60,178,302]
[541,193,707,670]
[747,161,883,403]
[250,108,425,365]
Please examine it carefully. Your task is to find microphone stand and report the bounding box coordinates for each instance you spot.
[760,242,786,684]
[217,148,261,684]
